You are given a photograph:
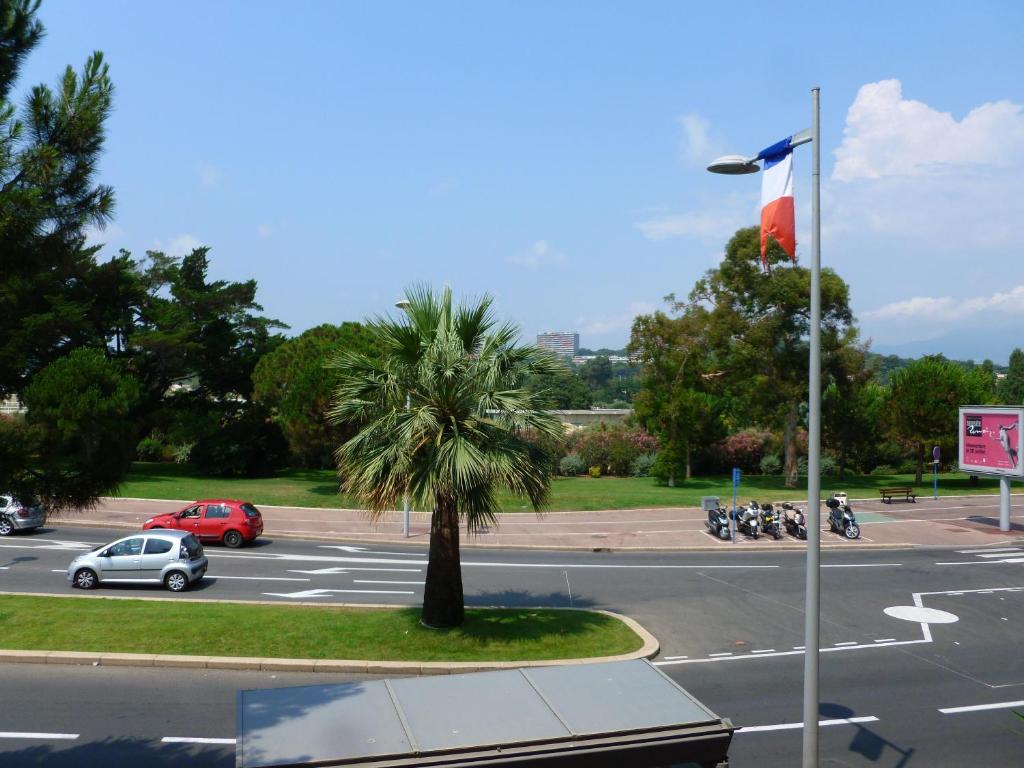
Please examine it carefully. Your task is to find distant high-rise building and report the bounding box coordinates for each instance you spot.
[536,331,579,357]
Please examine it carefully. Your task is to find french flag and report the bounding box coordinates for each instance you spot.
[757,136,796,267]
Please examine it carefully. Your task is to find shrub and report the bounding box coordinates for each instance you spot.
[631,452,657,477]
[714,429,773,473]
[136,435,165,462]
[820,455,837,476]
[172,443,194,464]
[568,423,658,476]
[588,465,602,478]
[797,457,808,475]
[559,454,586,476]
[870,464,897,475]
[897,459,918,474]
[759,454,782,475]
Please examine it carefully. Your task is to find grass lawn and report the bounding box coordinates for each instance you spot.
[0,595,642,661]
[114,462,1008,512]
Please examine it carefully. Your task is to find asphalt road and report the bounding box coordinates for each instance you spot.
[1,526,1023,766]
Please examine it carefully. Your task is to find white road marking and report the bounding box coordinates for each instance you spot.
[209,575,310,582]
[288,567,421,575]
[709,652,733,657]
[956,547,1020,554]
[0,732,79,740]
[821,563,902,568]
[935,559,1017,566]
[654,637,930,666]
[319,546,423,556]
[833,641,858,646]
[977,553,1020,559]
[161,736,236,744]
[874,638,896,643]
[353,580,423,585]
[740,716,878,733]
[939,700,1024,715]
[662,655,688,660]
[751,649,776,654]
[262,588,414,599]
[793,646,805,650]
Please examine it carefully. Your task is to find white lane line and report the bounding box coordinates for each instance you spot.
[939,700,1024,715]
[319,546,424,556]
[662,655,688,660]
[874,638,896,643]
[708,652,733,657]
[262,588,414,598]
[288,567,421,575]
[161,736,236,744]
[793,646,805,650]
[654,638,929,666]
[977,553,1020,559]
[833,641,858,646]
[821,563,902,568]
[0,732,79,740]
[956,547,1020,554]
[741,716,878,734]
[935,560,1017,566]
[209,575,310,582]
[353,580,423,585]
[751,649,776,654]
[51,569,66,573]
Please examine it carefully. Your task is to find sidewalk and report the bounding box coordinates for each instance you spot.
[56,494,1024,551]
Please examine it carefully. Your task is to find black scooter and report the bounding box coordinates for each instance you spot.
[826,497,860,539]
[759,502,783,540]
[731,501,761,539]
[706,506,731,540]
[781,502,807,540]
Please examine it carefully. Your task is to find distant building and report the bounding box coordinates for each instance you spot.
[536,331,579,357]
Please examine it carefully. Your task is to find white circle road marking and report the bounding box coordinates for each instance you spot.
[884,605,959,624]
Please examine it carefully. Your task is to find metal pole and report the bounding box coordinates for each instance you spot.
[802,86,822,768]
[1000,476,1011,532]
[403,391,411,538]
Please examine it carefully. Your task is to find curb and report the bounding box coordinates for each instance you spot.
[0,593,658,674]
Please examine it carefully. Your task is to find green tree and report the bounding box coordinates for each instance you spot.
[690,227,855,487]
[253,323,376,468]
[3,349,140,509]
[885,355,989,483]
[525,358,592,409]
[629,304,721,485]
[998,348,1024,405]
[822,341,879,476]
[329,286,563,628]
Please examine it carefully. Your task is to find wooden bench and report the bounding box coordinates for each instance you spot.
[879,487,916,504]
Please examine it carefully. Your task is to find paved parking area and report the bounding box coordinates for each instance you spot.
[55,493,1024,551]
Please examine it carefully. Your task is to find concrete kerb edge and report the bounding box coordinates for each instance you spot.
[0,596,656,674]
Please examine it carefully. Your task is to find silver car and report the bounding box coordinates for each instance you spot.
[0,494,46,536]
[67,530,208,592]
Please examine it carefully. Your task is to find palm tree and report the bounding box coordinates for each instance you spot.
[328,286,564,628]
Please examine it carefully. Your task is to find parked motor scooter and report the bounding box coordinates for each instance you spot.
[826,497,860,539]
[759,502,783,540]
[731,501,761,539]
[781,502,807,540]
[706,506,731,540]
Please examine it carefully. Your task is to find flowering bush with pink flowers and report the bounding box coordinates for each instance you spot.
[566,423,659,476]
[711,429,774,473]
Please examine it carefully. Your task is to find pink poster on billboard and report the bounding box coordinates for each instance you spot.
[960,410,1023,475]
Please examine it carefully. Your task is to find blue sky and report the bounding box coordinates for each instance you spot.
[21,1,1024,361]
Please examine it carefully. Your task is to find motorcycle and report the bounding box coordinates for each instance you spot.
[759,502,783,540]
[731,501,761,539]
[781,502,807,540]
[826,497,860,539]
[706,506,732,540]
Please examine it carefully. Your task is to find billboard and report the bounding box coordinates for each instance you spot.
[958,406,1024,478]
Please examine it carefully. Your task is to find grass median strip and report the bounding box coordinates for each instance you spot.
[0,595,642,662]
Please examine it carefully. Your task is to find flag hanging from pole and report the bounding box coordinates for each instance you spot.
[757,136,796,268]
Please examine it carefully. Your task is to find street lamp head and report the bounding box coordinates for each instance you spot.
[706,154,761,175]
[394,298,411,311]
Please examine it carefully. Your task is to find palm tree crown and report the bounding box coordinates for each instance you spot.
[329,285,564,627]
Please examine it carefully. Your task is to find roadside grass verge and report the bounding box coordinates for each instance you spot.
[112,462,1008,512]
[0,595,642,661]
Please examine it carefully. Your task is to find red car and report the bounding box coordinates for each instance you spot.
[142,499,264,548]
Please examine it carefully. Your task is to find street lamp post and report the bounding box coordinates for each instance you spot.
[395,298,412,538]
[708,87,822,768]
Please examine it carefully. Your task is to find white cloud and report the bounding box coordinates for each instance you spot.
[151,233,203,256]
[635,209,749,242]
[83,222,124,247]
[509,240,566,268]
[677,113,723,167]
[197,164,224,188]
[257,224,274,239]
[833,79,1024,181]
[864,285,1024,323]
[576,301,657,336]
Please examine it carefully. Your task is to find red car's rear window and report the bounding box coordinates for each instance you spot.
[241,503,261,518]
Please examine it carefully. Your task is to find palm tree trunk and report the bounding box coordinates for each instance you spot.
[421,494,464,628]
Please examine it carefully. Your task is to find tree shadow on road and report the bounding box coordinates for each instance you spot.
[1,737,233,768]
